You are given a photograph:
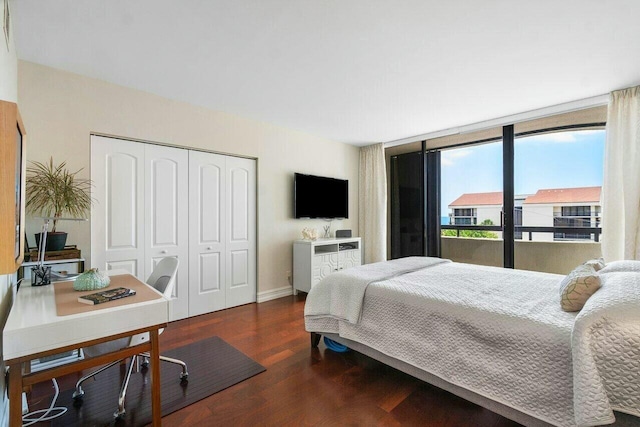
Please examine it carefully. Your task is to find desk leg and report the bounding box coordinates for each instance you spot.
[150,329,162,426]
[8,362,22,427]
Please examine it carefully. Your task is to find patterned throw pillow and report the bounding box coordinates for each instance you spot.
[559,265,602,312]
[583,257,605,271]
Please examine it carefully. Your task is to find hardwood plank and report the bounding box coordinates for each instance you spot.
[28,294,524,426]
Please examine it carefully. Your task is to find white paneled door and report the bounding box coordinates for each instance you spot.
[91,136,145,277]
[188,150,226,315]
[92,136,256,320]
[92,136,190,321]
[225,156,256,308]
[188,152,256,315]
[144,144,189,320]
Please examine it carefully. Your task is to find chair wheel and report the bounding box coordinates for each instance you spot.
[141,361,149,368]
[72,395,84,407]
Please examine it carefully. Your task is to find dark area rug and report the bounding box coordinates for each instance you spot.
[30,336,265,426]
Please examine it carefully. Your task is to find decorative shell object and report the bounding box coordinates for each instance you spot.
[73,268,111,291]
[302,227,318,241]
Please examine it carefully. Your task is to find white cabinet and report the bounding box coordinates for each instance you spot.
[91,136,256,320]
[293,237,362,294]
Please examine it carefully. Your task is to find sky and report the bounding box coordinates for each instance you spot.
[440,129,605,217]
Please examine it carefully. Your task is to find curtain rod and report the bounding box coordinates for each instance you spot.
[384,94,609,149]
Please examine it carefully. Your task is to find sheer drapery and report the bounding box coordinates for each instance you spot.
[359,143,387,263]
[602,86,640,261]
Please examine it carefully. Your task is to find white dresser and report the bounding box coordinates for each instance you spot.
[293,237,362,294]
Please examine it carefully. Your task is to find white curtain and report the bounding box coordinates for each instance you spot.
[359,143,387,263]
[602,85,640,261]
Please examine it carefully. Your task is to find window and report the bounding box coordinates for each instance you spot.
[554,205,594,240]
[514,206,523,240]
[515,129,604,244]
[441,141,503,265]
[452,208,477,225]
[387,107,606,273]
[561,206,591,216]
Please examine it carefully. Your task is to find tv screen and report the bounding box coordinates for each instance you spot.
[294,173,348,219]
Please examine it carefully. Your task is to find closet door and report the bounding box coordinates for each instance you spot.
[189,151,226,315]
[91,136,145,276]
[225,156,256,307]
[144,144,189,320]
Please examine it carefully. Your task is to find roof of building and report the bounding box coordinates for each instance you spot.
[448,186,602,208]
[523,186,601,204]
[449,191,503,207]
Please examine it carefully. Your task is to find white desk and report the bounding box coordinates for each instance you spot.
[3,270,168,426]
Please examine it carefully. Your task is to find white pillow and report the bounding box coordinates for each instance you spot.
[559,264,602,312]
[599,260,640,274]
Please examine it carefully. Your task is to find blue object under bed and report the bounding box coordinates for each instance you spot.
[324,336,349,353]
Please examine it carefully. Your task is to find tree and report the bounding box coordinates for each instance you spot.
[442,219,499,239]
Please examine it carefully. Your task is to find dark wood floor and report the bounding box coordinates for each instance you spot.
[29,294,521,426]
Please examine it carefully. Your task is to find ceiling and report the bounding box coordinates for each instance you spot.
[11,0,640,146]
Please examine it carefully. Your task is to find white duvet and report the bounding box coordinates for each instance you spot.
[304,258,640,427]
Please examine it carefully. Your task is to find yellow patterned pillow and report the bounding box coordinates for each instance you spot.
[559,265,601,312]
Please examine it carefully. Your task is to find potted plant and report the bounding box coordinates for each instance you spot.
[25,157,92,251]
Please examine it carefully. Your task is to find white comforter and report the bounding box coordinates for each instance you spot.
[304,259,640,427]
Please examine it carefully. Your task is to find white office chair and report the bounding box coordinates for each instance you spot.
[72,257,188,419]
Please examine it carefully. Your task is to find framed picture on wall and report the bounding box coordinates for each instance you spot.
[0,101,26,273]
[15,122,24,261]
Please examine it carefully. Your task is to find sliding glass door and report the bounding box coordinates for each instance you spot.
[513,128,605,272]
[388,123,605,274]
[390,152,424,258]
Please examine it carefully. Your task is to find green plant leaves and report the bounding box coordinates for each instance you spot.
[25,157,93,232]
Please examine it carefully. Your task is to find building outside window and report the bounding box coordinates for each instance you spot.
[451,208,477,225]
[446,186,601,242]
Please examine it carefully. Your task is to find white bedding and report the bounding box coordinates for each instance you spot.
[304,259,640,427]
[304,256,450,323]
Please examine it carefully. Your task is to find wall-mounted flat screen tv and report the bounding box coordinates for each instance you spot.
[294,173,348,219]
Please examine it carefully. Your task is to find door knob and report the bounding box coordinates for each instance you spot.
[161,250,168,254]
[207,246,212,250]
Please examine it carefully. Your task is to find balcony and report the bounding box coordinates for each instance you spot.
[440,225,602,275]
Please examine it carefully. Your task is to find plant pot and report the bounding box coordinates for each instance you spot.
[34,232,68,252]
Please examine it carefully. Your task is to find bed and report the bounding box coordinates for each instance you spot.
[304,257,640,427]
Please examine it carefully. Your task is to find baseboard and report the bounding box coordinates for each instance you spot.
[257,285,292,303]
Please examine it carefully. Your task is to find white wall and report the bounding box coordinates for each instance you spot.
[18,61,361,297]
[0,6,16,103]
[0,1,17,421]
[476,206,501,226]
[523,205,554,242]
